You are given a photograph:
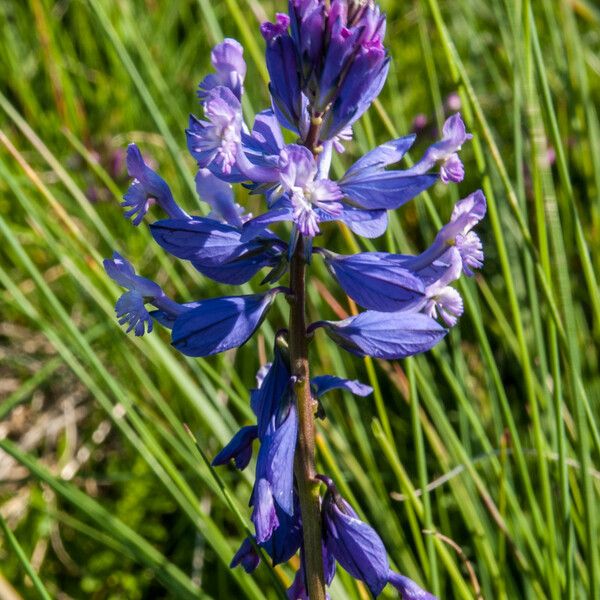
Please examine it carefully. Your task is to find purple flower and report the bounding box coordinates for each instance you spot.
[171,289,283,357]
[198,39,246,101]
[230,538,261,573]
[320,476,438,599]
[311,310,447,359]
[401,190,486,276]
[212,425,258,470]
[104,252,187,336]
[121,144,189,225]
[186,86,244,176]
[406,113,473,184]
[248,347,298,541]
[261,13,304,133]
[251,398,298,541]
[240,144,345,239]
[279,145,343,236]
[107,3,485,595]
[231,499,303,573]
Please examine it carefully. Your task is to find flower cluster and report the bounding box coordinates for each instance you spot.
[104,1,485,597]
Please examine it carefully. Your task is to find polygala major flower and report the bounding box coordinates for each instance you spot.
[104,1,485,598]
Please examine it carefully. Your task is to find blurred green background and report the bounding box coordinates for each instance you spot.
[1,0,600,598]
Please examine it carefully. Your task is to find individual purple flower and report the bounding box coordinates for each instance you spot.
[212,425,258,470]
[104,252,188,336]
[241,145,344,239]
[319,476,438,599]
[230,538,261,574]
[406,113,473,184]
[251,399,298,542]
[311,310,447,360]
[187,86,244,176]
[261,13,304,133]
[198,39,246,101]
[121,144,189,225]
[214,338,299,546]
[400,190,486,276]
[231,499,303,573]
[249,353,298,541]
[279,145,344,237]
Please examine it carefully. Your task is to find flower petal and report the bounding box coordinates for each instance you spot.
[322,482,390,596]
[122,144,188,222]
[230,538,261,573]
[251,478,279,544]
[198,39,246,101]
[322,251,425,311]
[103,252,163,298]
[150,217,272,264]
[387,572,438,600]
[315,311,447,359]
[195,169,245,227]
[342,135,416,180]
[340,172,438,211]
[317,205,388,239]
[311,375,373,398]
[212,425,258,470]
[171,290,281,357]
[257,403,298,516]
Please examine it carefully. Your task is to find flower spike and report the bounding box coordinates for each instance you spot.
[107,2,484,597]
[121,144,189,225]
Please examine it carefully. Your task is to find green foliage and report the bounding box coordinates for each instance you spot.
[1,0,599,598]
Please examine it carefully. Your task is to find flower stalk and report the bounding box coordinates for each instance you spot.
[289,235,326,600]
[103,2,485,597]
[288,116,327,599]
